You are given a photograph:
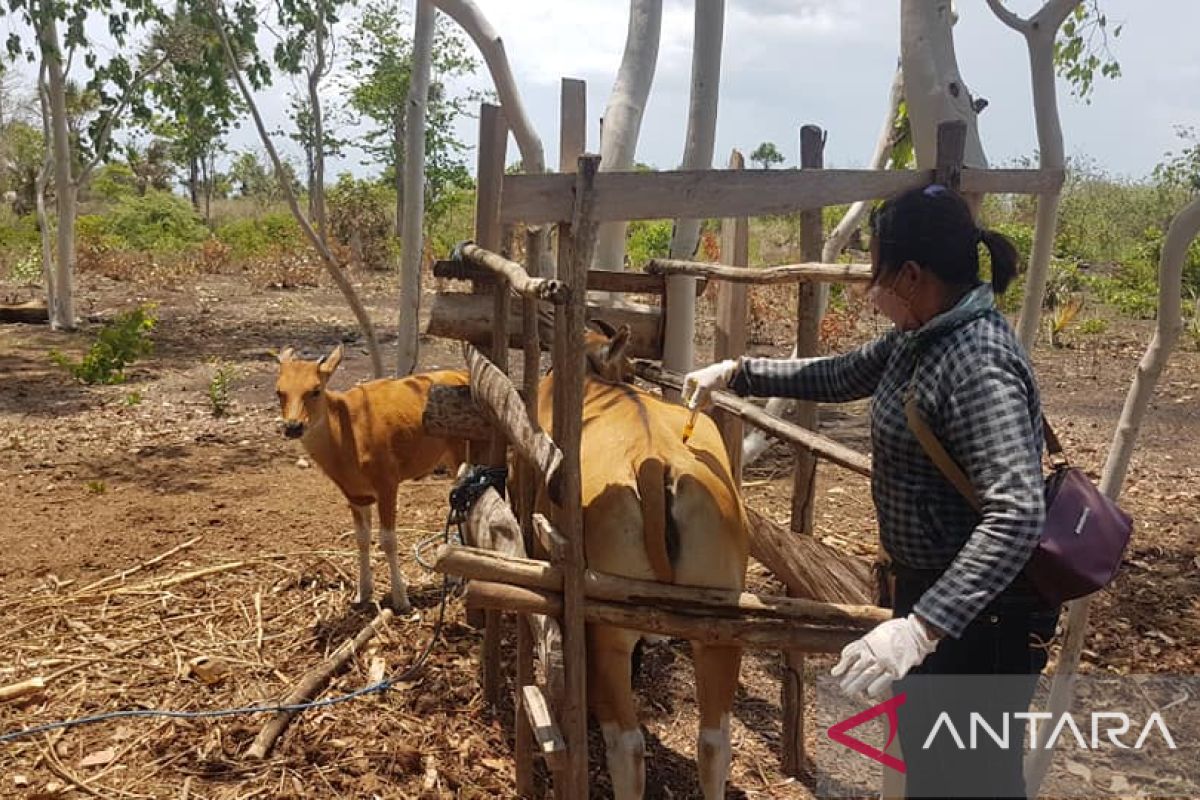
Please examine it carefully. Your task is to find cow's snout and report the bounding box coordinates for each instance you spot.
[283,420,305,439]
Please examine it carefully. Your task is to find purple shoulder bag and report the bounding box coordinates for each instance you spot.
[905,395,1134,607]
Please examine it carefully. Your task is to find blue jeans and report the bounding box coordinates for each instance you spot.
[892,568,1060,800]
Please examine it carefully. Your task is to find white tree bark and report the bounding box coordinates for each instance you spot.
[661,0,724,385]
[1026,194,1195,795]
[35,66,54,301]
[428,0,543,173]
[306,12,330,246]
[210,0,385,378]
[396,0,435,376]
[591,0,663,273]
[39,13,75,330]
[899,0,986,170]
[742,65,904,468]
[986,0,1080,351]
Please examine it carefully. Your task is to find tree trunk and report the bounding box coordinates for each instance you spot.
[35,68,54,299]
[307,17,329,248]
[188,156,201,212]
[202,150,213,226]
[210,0,384,378]
[591,0,662,273]
[661,0,724,390]
[1027,194,1195,795]
[984,0,1078,351]
[396,0,435,377]
[393,110,405,239]
[899,0,986,171]
[40,13,75,330]
[428,0,544,172]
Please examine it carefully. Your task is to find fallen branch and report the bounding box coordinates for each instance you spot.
[246,608,394,759]
[112,561,248,595]
[70,536,201,598]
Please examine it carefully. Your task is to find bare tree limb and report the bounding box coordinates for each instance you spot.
[984,0,1029,32]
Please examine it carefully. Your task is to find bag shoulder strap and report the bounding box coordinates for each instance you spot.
[904,393,983,512]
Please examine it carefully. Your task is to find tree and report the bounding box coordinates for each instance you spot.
[344,0,478,237]
[286,91,348,224]
[1,0,167,329]
[591,0,662,274]
[208,0,384,377]
[146,0,244,224]
[0,119,44,214]
[749,141,784,170]
[1154,126,1200,194]
[227,149,300,206]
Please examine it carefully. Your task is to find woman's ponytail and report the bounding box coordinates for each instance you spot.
[979,228,1020,294]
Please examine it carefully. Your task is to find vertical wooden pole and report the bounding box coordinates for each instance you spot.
[515,224,545,799]
[781,123,826,778]
[475,101,509,708]
[560,79,587,173]
[714,148,748,486]
[552,154,600,800]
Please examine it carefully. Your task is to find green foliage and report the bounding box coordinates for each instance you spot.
[97,191,209,251]
[345,0,481,218]
[890,100,914,170]
[52,305,156,385]
[326,174,395,268]
[625,220,673,269]
[91,162,140,201]
[227,151,301,205]
[8,249,42,283]
[0,120,44,214]
[425,184,475,259]
[750,141,785,170]
[1153,126,1200,194]
[0,211,41,254]
[1054,2,1122,101]
[207,359,237,416]
[1078,317,1108,336]
[214,212,303,258]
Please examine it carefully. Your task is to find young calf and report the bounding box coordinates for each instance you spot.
[536,322,749,800]
[275,345,469,612]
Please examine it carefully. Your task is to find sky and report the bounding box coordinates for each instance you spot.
[13,0,1200,182]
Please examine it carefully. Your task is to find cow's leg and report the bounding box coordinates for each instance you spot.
[693,643,741,800]
[350,503,373,606]
[376,485,411,613]
[589,625,644,800]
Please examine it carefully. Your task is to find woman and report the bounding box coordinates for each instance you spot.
[682,184,1059,799]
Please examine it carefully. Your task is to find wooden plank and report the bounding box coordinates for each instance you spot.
[559,78,586,174]
[464,582,863,653]
[746,507,876,606]
[516,625,536,796]
[456,243,568,304]
[714,149,749,485]
[522,684,568,770]
[553,154,600,800]
[634,361,873,477]
[433,544,890,628]
[647,259,872,285]
[463,344,563,498]
[500,167,1065,224]
[935,120,968,190]
[427,291,664,361]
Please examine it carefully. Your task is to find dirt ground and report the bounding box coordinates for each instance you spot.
[0,268,1197,799]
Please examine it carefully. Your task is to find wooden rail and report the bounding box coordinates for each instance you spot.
[633,361,873,477]
[435,260,708,297]
[648,258,872,285]
[501,166,1065,224]
[455,242,568,304]
[464,344,564,498]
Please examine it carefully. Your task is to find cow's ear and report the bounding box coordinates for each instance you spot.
[605,325,631,365]
[588,317,617,338]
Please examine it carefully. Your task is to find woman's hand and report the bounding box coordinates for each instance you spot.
[831,614,941,699]
[682,359,739,410]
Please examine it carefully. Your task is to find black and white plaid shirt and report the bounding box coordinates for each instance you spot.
[729,285,1045,637]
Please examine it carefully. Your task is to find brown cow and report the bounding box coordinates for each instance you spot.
[536,322,749,799]
[275,345,469,612]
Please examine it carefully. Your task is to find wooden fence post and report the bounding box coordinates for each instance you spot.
[714,149,749,485]
[782,123,826,778]
[476,101,508,707]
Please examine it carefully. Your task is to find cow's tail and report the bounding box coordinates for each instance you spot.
[635,459,676,583]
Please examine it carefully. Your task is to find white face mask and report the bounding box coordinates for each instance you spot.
[868,283,920,331]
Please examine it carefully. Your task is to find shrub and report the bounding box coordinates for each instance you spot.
[90,163,139,202]
[327,175,396,270]
[215,213,304,260]
[426,185,476,260]
[625,220,673,268]
[100,192,210,252]
[51,305,156,384]
[207,359,238,416]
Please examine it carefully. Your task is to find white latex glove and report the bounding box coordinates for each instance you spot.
[831,614,940,699]
[681,359,738,410]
